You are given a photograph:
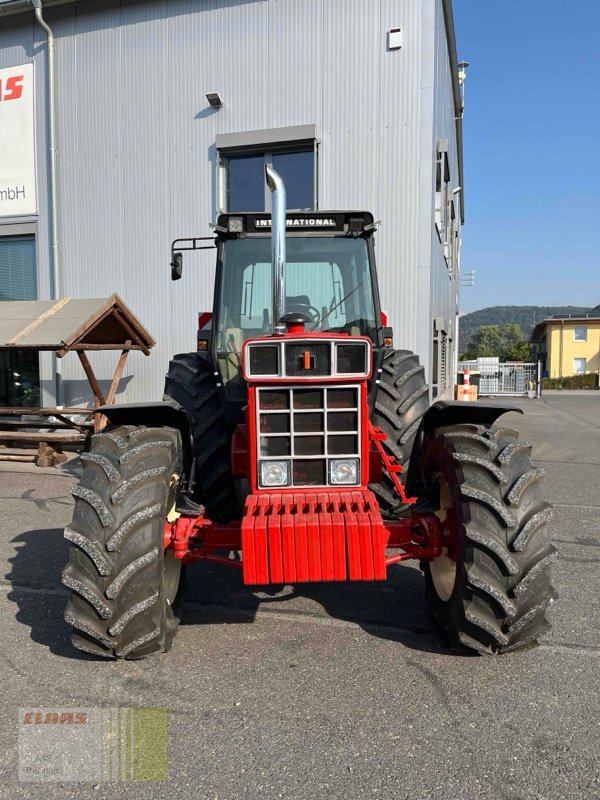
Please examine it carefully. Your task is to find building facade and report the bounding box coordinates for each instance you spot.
[0,0,464,407]
[532,316,600,379]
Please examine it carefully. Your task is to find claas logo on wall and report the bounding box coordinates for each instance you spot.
[0,63,36,216]
[0,73,24,101]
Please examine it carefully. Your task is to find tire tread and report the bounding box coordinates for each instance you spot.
[369,349,429,519]
[423,424,557,654]
[63,426,183,659]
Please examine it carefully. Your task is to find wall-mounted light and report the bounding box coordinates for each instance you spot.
[206,92,223,109]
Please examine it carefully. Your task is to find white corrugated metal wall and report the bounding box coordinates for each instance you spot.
[430,0,460,370]
[0,0,461,405]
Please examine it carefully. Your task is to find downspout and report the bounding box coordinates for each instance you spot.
[30,0,62,403]
[559,320,564,379]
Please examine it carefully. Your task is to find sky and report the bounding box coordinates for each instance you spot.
[452,0,600,314]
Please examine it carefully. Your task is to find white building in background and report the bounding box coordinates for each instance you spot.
[0,0,464,406]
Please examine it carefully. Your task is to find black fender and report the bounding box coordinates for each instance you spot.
[405,400,523,497]
[96,400,195,492]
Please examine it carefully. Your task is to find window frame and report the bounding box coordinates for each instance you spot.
[573,357,586,374]
[0,226,40,406]
[435,140,450,243]
[0,227,38,301]
[573,326,587,342]
[450,214,460,277]
[216,125,319,213]
[444,198,455,269]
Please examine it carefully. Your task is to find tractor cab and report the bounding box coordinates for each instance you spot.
[210,210,384,405]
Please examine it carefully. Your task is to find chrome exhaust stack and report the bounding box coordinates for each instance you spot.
[265,164,286,335]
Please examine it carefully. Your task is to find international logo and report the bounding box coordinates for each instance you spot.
[255,217,338,228]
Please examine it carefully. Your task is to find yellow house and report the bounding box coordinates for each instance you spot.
[531,315,600,378]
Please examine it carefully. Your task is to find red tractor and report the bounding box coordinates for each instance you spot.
[62,167,556,659]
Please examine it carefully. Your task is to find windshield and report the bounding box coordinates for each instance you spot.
[215,235,378,397]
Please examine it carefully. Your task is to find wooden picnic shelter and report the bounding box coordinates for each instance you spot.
[0,294,155,463]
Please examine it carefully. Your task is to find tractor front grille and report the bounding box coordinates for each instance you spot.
[244,340,369,379]
[257,385,360,488]
[284,343,331,377]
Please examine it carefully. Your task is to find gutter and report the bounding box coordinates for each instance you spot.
[441,0,465,223]
[0,0,77,16]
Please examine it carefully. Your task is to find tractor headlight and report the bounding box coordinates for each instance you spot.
[260,460,290,487]
[329,459,359,485]
[227,216,244,233]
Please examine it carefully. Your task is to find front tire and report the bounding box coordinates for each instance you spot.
[63,425,185,659]
[369,349,429,518]
[421,424,557,654]
[163,353,242,522]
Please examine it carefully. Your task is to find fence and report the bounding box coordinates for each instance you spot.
[458,359,539,397]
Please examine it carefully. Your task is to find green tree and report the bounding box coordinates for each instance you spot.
[502,323,531,361]
[503,339,531,361]
[464,325,504,358]
[462,323,531,361]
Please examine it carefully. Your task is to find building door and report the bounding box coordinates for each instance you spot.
[0,234,40,406]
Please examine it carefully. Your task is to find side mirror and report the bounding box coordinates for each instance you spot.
[171,252,183,281]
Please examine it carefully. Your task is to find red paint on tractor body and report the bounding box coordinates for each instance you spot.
[240,489,388,584]
[368,423,417,506]
[163,329,443,587]
[163,503,443,583]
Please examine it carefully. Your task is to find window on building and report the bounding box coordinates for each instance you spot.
[435,140,450,241]
[450,214,460,277]
[573,326,587,342]
[0,233,40,406]
[225,153,265,212]
[0,235,37,301]
[573,358,586,374]
[444,199,457,271]
[224,147,315,212]
[217,127,319,213]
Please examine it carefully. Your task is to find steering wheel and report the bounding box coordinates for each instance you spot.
[287,302,321,327]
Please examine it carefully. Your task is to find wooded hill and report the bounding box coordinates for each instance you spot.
[459,305,599,354]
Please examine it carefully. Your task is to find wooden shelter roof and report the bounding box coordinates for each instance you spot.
[0,294,155,356]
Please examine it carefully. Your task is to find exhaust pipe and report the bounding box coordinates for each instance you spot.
[265,164,286,335]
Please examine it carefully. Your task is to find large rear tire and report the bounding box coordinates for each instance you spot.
[421,424,557,654]
[369,349,429,518]
[63,425,185,659]
[163,353,242,522]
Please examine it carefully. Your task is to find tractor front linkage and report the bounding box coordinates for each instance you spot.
[163,423,444,585]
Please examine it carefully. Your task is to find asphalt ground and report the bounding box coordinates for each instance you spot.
[1,391,599,799]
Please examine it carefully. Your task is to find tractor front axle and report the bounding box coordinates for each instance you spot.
[163,492,443,585]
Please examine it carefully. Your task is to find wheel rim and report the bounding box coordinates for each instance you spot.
[429,475,458,602]
[164,473,182,605]
[163,550,182,605]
